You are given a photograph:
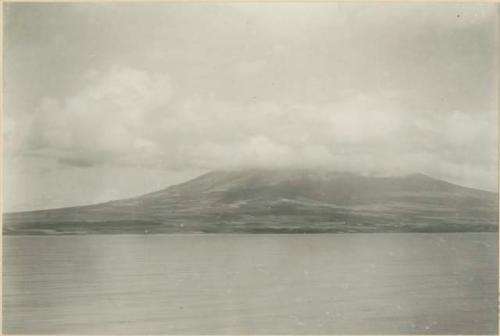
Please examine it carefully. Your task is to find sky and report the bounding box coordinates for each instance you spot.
[3,2,498,211]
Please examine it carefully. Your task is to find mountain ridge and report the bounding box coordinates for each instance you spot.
[3,169,498,234]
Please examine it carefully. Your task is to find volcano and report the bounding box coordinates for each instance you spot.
[3,169,498,234]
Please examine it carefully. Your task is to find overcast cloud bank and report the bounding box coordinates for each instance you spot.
[3,2,498,210]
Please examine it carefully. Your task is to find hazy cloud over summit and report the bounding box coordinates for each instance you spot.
[4,2,498,211]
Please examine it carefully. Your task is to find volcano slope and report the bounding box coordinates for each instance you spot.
[3,170,498,234]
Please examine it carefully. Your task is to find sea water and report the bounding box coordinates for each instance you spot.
[3,233,498,334]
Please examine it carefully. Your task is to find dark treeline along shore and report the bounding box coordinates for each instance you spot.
[3,169,498,235]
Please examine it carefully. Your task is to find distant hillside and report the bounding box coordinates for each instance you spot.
[3,169,498,234]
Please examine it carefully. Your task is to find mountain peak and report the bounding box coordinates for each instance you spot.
[405,172,433,180]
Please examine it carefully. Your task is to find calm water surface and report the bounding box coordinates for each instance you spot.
[3,233,498,334]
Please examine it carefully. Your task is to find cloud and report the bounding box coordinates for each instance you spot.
[4,2,497,213]
[8,66,172,165]
[7,64,495,192]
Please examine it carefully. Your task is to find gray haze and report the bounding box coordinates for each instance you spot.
[3,2,498,211]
